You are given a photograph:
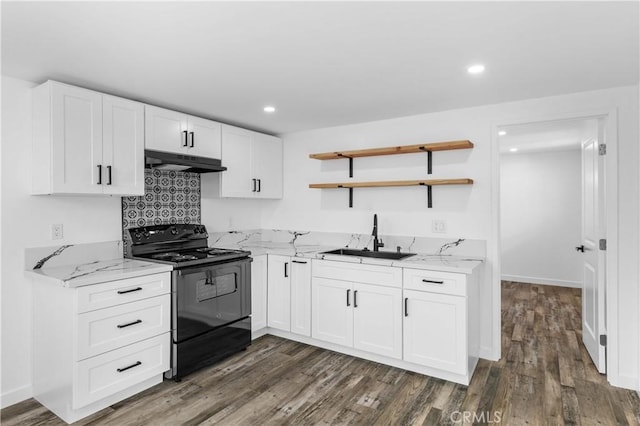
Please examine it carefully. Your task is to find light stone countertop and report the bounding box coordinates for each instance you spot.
[25,258,173,287]
[214,241,483,274]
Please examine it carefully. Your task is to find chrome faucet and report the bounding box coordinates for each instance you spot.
[372,214,384,252]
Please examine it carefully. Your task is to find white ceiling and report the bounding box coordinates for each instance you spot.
[2,1,638,135]
[498,118,592,154]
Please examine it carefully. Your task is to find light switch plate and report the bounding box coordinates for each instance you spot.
[51,224,63,240]
[432,220,447,234]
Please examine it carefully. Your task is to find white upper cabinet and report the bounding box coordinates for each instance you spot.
[218,124,283,199]
[144,105,221,159]
[32,81,144,196]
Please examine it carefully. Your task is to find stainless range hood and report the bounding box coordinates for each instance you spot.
[145,150,227,173]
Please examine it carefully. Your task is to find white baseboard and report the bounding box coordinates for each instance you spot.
[1,384,32,409]
[479,345,500,362]
[501,274,581,289]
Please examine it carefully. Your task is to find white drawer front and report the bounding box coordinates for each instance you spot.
[312,260,401,288]
[77,295,170,360]
[74,333,169,409]
[403,268,467,296]
[76,272,170,313]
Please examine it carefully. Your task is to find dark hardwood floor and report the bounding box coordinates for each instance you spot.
[3,281,640,425]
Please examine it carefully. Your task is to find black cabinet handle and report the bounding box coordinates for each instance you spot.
[354,290,358,308]
[284,262,289,277]
[346,289,350,306]
[575,245,585,252]
[292,260,307,264]
[117,287,142,294]
[117,361,142,373]
[97,165,102,184]
[422,279,444,285]
[252,178,257,192]
[117,319,142,329]
[182,130,188,147]
[107,165,112,185]
[404,298,408,317]
[190,131,195,148]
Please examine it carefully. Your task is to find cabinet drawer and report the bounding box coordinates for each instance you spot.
[403,269,467,296]
[312,260,401,288]
[76,273,170,313]
[77,295,170,360]
[74,333,169,409]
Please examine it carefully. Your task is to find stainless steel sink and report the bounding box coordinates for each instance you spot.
[322,248,416,260]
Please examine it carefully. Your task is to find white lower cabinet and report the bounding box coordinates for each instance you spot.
[250,255,268,334]
[311,260,403,360]
[32,272,171,424]
[267,255,311,336]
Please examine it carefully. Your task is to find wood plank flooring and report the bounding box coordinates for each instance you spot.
[3,281,640,425]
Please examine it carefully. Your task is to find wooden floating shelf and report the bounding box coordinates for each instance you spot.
[309,140,473,161]
[309,179,473,208]
[309,179,473,189]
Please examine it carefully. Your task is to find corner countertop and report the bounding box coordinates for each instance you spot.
[25,258,173,288]
[215,242,484,274]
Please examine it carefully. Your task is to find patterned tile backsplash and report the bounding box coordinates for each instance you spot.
[122,168,201,230]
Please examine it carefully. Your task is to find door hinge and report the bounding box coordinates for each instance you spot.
[600,334,607,346]
[599,239,607,251]
[599,144,607,155]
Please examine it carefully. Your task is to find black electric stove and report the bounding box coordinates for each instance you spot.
[125,224,252,380]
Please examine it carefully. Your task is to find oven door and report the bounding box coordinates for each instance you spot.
[175,258,251,343]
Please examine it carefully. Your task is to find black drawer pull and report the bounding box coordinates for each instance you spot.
[404,298,408,317]
[284,262,289,277]
[117,319,142,329]
[292,260,307,264]
[257,179,261,192]
[252,178,257,192]
[346,289,350,306]
[117,361,142,373]
[354,290,358,308]
[189,131,195,147]
[97,164,102,184]
[117,287,142,295]
[182,130,188,147]
[106,165,112,185]
[422,279,444,284]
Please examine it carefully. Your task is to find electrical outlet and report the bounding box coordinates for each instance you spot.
[51,224,63,240]
[432,220,447,234]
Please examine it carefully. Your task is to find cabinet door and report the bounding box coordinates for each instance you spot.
[219,125,254,198]
[251,255,268,333]
[290,258,311,337]
[403,289,467,374]
[50,83,103,194]
[353,283,402,359]
[252,133,283,199]
[144,105,187,153]
[187,116,222,159]
[102,95,144,195]
[312,278,353,347]
[267,255,291,331]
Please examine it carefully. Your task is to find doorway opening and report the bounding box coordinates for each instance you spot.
[498,116,607,378]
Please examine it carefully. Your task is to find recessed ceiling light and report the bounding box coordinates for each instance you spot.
[498,130,507,136]
[467,64,485,74]
[263,106,276,113]
[509,148,518,152]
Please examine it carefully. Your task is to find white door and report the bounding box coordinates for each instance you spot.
[290,258,311,337]
[353,283,402,359]
[219,125,254,198]
[187,116,222,159]
[102,95,144,196]
[267,255,291,331]
[403,289,467,374]
[312,278,353,347]
[251,255,268,333]
[50,83,103,194]
[580,124,606,373]
[144,105,187,153]
[252,133,283,199]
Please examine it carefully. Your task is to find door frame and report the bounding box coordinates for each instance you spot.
[490,108,618,380]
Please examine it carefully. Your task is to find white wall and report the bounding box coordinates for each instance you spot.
[261,84,638,389]
[500,150,582,287]
[0,77,124,407]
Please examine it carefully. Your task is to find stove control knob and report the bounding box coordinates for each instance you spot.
[170,227,179,236]
[194,226,201,234]
[143,230,150,238]
[134,232,142,240]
